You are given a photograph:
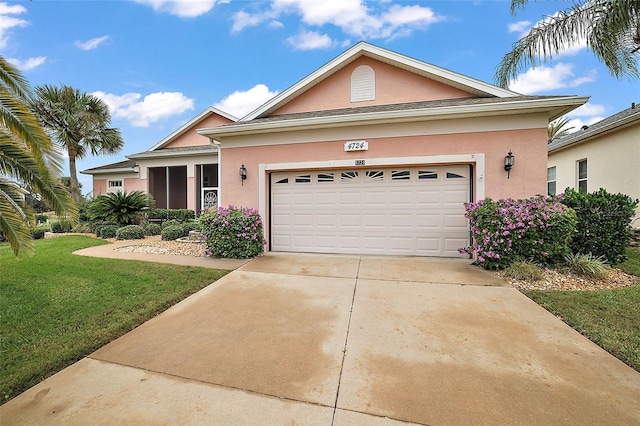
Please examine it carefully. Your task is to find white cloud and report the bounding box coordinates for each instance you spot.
[92,91,195,127]
[6,56,46,71]
[565,116,605,132]
[233,0,443,44]
[287,30,334,50]
[75,35,110,51]
[508,20,531,37]
[568,102,607,117]
[509,63,595,94]
[0,2,28,49]
[214,84,279,118]
[134,0,228,17]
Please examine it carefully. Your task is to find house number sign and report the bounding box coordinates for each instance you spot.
[344,140,368,151]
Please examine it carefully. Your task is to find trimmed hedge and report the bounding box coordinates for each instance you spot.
[142,222,162,236]
[116,225,145,240]
[96,225,119,239]
[30,228,47,240]
[50,221,72,234]
[161,225,185,241]
[147,209,195,222]
[562,188,638,264]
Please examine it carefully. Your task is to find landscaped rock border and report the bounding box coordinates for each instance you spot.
[499,268,639,292]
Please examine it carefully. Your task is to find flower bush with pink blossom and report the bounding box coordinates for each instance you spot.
[460,195,576,269]
[199,206,266,259]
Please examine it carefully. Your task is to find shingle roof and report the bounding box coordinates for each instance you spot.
[81,159,137,174]
[549,103,640,152]
[215,95,566,128]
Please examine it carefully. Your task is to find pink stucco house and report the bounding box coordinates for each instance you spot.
[82,106,237,212]
[85,42,587,257]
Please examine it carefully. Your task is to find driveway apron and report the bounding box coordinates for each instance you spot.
[1,252,639,425]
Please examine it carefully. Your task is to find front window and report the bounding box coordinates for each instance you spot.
[547,167,556,196]
[107,180,123,194]
[577,160,587,193]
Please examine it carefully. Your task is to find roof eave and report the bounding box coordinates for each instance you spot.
[549,112,640,153]
[81,166,138,175]
[199,96,589,140]
[127,147,219,160]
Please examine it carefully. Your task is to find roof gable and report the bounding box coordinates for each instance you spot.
[242,41,518,121]
[150,106,237,151]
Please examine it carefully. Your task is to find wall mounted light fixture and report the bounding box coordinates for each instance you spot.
[504,150,515,179]
[239,164,247,185]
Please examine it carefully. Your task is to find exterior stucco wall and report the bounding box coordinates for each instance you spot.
[93,179,107,196]
[272,57,474,116]
[163,114,233,149]
[91,173,140,196]
[218,114,548,237]
[548,123,640,226]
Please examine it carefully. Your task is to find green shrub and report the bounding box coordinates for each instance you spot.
[50,221,72,234]
[142,222,162,236]
[562,188,638,264]
[162,219,181,229]
[89,191,154,226]
[199,206,266,259]
[147,208,195,222]
[564,252,611,280]
[116,225,145,240]
[96,225,119,239]
[89,220,118,234]
[30,228,47,240]
[182,220,201,235]
[72,222,93,233]
[161,225,185,241]
[461,195,577,269]
[35,214,49,224]
[503,260,544,281]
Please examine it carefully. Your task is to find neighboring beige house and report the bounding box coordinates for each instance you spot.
[82,107,237,214]
[197,42,586,257]
[547,103,640,227]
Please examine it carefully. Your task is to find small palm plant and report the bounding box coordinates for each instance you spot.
[89,191,154,226]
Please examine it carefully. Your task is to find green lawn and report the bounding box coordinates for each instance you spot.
[0,236,229,402]
[525,247,640,372]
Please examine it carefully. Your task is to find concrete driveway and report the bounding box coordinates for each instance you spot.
[2,253,639,425]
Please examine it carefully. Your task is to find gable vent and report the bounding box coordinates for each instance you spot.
[351,65,375,102]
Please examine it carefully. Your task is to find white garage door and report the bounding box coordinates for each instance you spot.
[270,165,471,257]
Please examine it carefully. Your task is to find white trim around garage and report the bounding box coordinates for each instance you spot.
[258,153,485,237]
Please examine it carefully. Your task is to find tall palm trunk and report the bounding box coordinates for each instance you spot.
[67,150,81,202]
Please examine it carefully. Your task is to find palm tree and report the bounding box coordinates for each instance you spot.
[30,85,124,202]
[496,0,640,87]
[0,56,77,256]
[548,117,575,143]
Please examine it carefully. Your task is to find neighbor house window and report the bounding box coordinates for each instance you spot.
[547,167,556,196]
[107,179,123,194]
[577,159,587,192]
[351,65,375,102]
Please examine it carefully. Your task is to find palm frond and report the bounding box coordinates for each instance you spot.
[497,0,640,87]
[0,181,35,257]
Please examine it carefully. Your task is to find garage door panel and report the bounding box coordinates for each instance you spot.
[271,166,470,257]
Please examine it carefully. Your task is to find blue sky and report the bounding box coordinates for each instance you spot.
[2,0,638,193]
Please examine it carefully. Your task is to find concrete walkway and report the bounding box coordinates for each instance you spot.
[2,252,640,425]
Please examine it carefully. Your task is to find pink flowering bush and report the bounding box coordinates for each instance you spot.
[460,195,577,270]
[199,206,266,259]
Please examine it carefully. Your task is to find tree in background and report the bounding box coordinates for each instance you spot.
[30,85,124,202]
[0,57,77,256]
[548,117,575,143]
[496,0,640,87]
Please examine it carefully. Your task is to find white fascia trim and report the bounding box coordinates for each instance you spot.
[258,153,485,227]
[243,42,516,121]
[80,167,138,175]
[127,148,219,160]
[148,107,238,151]
[200,96,588,139]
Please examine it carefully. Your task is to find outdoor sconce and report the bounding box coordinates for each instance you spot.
[504,150,515,179]
[239,163,247,185]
